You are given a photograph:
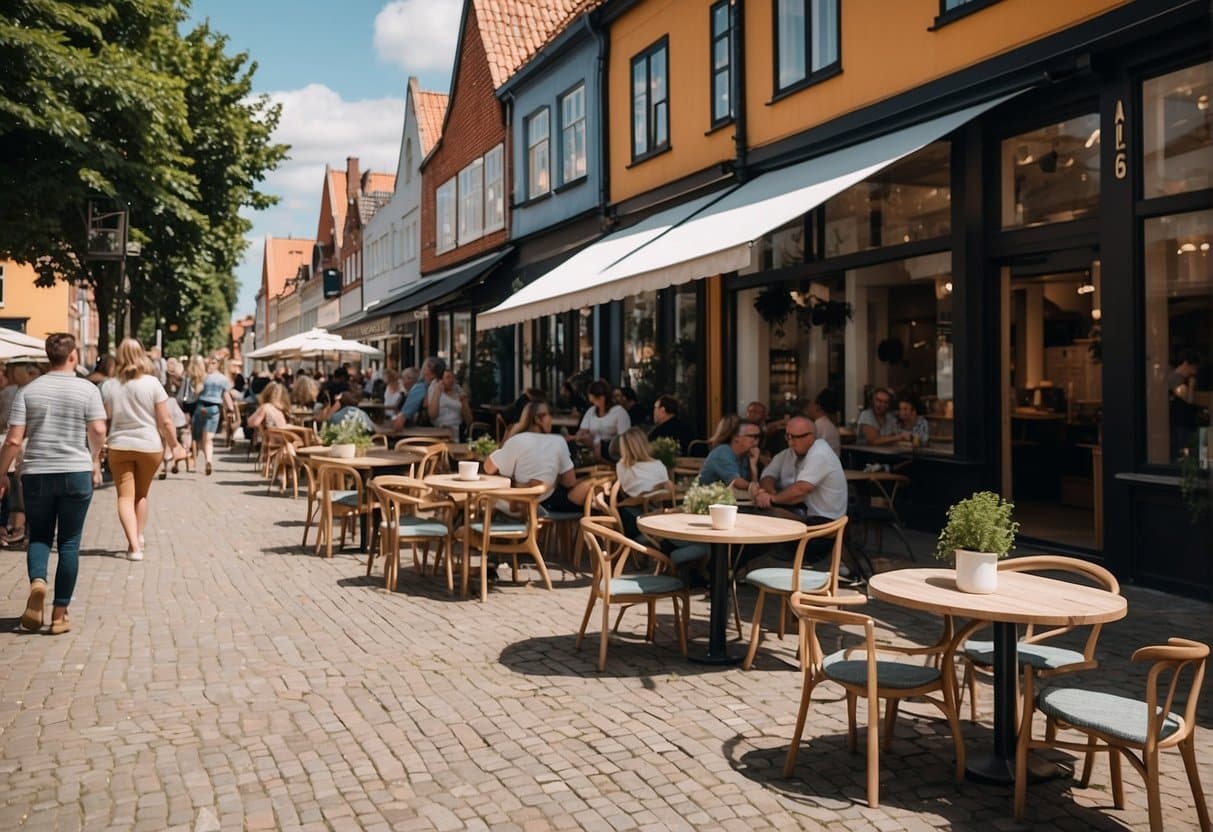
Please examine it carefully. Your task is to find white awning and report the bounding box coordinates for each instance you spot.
[476,191,727,329]
[479,93,1018,330]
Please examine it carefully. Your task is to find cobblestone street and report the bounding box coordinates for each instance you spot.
[1,448,1209,832]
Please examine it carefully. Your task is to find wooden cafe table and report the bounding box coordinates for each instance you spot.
[868,567,1126,784]
[296,447,426,551]
[422,472,512,597]
[637,512,808,665]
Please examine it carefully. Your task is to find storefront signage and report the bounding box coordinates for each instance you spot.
[1113,99,1127,180]
[339,317,391,340]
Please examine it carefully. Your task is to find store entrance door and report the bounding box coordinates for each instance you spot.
[999,253,1103,551]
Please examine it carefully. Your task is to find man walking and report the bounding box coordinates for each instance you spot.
[0,334,107,634]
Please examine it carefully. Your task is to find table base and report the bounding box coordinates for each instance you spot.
[966,752,1070,785]
[689,652,742,666]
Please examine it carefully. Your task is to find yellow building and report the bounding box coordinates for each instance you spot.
[0,260,98,366]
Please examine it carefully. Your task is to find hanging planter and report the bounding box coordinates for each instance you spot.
[753,287,796,337]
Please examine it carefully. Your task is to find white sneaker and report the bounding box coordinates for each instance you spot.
[127,550,144,561]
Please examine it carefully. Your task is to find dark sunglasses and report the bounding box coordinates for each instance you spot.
[785,431,812,440]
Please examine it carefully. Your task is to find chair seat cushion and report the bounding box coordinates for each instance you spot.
[1036,687,1183,745]
[744,568,830,593]
[604,575,685,596]
[539,509,581,521]
[669,543,709,566]
[395,517,449,538]
[331,490,359,507]
[964,639,1086,670]
[823,650,942,690]
[470,520,528,536]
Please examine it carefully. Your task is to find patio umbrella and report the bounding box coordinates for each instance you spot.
[0,340,46,362]
[0,330,47,352]
[247,327,382,361]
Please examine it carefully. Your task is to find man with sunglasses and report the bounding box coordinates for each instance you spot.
[750,416,847,525]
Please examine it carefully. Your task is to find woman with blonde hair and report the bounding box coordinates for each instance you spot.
[174,356,206,473]
[190,357,232,476]
[102,338,187,560]
[247,381,290,432]
[614,428,670,498]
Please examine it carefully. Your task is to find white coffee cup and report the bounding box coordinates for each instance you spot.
[708,503,738,531]
[457,460,479,481]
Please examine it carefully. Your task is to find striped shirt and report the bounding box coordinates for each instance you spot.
[10,371,106,475]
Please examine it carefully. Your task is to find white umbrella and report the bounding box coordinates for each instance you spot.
[0,341,46,362]
[0,330,47,351]
[248,327,382,361]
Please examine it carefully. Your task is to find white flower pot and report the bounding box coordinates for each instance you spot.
[329,443,356,459]
[954,549,999,594]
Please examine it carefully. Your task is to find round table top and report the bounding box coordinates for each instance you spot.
[295,447,423,468]
[868,567,1127,626]
[422,473,512,493]
[637,511,808,545]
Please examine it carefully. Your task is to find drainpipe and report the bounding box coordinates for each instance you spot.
[732,0,748,183]
[587,11,611,228]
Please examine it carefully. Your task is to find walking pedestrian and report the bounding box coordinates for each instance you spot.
[102,338,188,561]
[177,356,205,473]
[0,334,107,634]
[0,362,41,548]
[191,357,233,476]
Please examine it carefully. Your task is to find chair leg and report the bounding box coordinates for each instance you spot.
[576,593,597,649]
[742,589,767,671]
[1079,734,1099,787]
[442,538,454,593]
[528,540,553,591]
[598,590,611,671]
[965,662,980,722]
[866,693,880,808]
[1179,737,1212,832]
[1110,746,1125,809]
[846,693,858,752]
[882,698,899,752]
[645,600,656,642]
[674,594,688,656]
[782,665,818,777]
[1014,674,1035,822]
[1145,749,1162,832]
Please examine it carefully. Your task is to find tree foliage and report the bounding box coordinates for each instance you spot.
[0,0,287,352]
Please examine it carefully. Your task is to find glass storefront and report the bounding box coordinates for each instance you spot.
[1000,114,1101,228]
[621,290,658,405]
[1143,61,1212,199]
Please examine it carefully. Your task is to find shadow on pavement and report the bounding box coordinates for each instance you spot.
[77,548,126,559]
[499,629,729,679]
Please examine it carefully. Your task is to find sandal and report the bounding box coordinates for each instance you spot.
[49,614,71,635]
[21,579,46,631]
[171,461,179,474]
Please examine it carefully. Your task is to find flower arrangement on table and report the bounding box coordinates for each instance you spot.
[468,434,498,460]
[683,481,736,515]
[650,436,679,471]
[934,490,1019,593]
[319,413,372,453]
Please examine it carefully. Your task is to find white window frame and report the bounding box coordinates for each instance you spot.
[484,144,505,232]
[458,158,485,244]
[526,108,551,200]
[436,178,457,254]
[559,84,587,185]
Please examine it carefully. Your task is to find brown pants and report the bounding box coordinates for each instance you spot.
[108,449,162,502]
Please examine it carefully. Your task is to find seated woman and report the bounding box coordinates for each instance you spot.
[484,401,593,514]
[614,427,673,541]
[247,382,291,433]
[327,391,377,433]
[698,415,761,489]
[574,379,631,461]
[427,368,473,441]
[896,394,930,446]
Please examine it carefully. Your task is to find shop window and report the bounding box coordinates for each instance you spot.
[1001,114,1100,228]
[559,84,587,185]
[525,107,550,200]
[451,312,472,377]
[436,178,456,253]
[823,141,951,257]
[458,159,484,245]
[1143,210,1211,466]
[631,38,669,162]
[709,0,732,126]
[1143,61,1212,199]
[774,0,840,96]
[484,145,505,232]
[671,285,700,418]
[622,291,659,404]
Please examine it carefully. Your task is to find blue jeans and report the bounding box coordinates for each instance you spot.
[23,472,94,608]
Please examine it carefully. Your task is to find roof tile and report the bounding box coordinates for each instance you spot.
[474,0,602,89]
[415,90,449,156]
[264,236,313,299]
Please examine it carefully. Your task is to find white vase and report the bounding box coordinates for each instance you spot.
[954,549,999,594]
[329,443,356,459]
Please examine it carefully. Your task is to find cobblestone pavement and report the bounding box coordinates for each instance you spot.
[1,447,1210,832]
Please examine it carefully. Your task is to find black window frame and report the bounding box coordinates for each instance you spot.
[709,0,733,128]
[771,0,841,100]
[929,0,1004,30]
[524,105,551,202]
[557,81,588,189]
[630,36,671,164]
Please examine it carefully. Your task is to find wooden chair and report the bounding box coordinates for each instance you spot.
[313,461,370,558]
[367,476,456,591]
[686,439,710,458]
[1014,637,1209,832]
[742,516,852,670]
[394,436,445,450]
[298,453,323,548]
[413,443,450,479]
[494,413,508,443]
[370,433,389,448]
[577,517,689,671]
[468,420,492,441]
[957,555,1120,720]
[783,591,966,808]
[264,428,302,497]
[562,474,615,573]
[463,484,550,602]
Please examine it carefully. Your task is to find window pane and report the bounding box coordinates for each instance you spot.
[1143,61,1212,199]
[1143,210,1212,466]
[654,100,668,148]
[810,0,838,71]
[651,48,667,105]
[622,291,658,404]
[777,0,806,90]
[1000,114,1101,228]
[712,2,729,36]
[527,110,550,199]
[714,71,730,122]
[714,38,729,71]
[632,60,648,155]
[484,145,503,230]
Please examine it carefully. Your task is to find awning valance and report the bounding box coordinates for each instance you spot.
[376,248,512,320]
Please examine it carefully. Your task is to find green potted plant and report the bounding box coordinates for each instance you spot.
[934,491,1019,593]
[320,414,372,459]
[468,434,498,460]
[683,481,737,515]
[650,436,679,473]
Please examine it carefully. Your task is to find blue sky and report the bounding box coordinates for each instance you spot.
[186,0,462,316]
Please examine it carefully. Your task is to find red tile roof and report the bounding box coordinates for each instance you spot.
[262,236,313,300]
[364,172,396,195]
[414,90,449,157]
[474,0,601,89]
[327,168,347,247]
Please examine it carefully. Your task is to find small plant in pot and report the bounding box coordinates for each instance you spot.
[320,414,372,458]
[650,436,679,473]
[934,491,1019,594]
[683,481,736,515]
[468,434,498,460]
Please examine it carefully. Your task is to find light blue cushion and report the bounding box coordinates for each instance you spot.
[331,490,359,507]
[670,543,709,566]
[470,520,529,535]
[964,639,1086,671]
[823,650,941,690]
[395,517,449,538]
[1036,687,1183,745]
[744,568,830,593]
[605,575,685,596]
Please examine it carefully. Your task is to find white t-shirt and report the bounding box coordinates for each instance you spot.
[580,405,631,444]
[798,440,848,520]
[103,375,168,452]
[815,416,842,456]
[488,431,574,502]
[615,458,669,497]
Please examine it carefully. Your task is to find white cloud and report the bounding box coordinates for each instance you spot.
[373,0,463,75]
[233,84,405,316]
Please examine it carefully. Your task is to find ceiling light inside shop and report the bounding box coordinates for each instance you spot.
[1091,308,1102,321]
[1198,94,1209,111]
[1084,128,1101,148]
[1178,242,1199,254]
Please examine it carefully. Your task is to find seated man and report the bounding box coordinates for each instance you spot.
[750,416,847,526]
[804,388,842,456]
[326,391,377,434]
[896,394,930,446]
[698,418,761,489]
[647,394,694,454]
[857,387,902,446]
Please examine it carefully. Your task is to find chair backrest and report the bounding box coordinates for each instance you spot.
[607,478,677,526]
[475,483,548,539]
[315,461,363,504]
[495,412,508,442]
[582,475,616,519]
[788,590,877,683]
[368,474,447,523]
[468,420,491,441]
[394,436,445,449]
[999,555,1120,657]
[370,434,389,448]
[687,439,710,458]
[281,424,317,445]
[789,516,850,596]
[580,517,674,581]
[1132,637,1208,750]
[415,443,450,478]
